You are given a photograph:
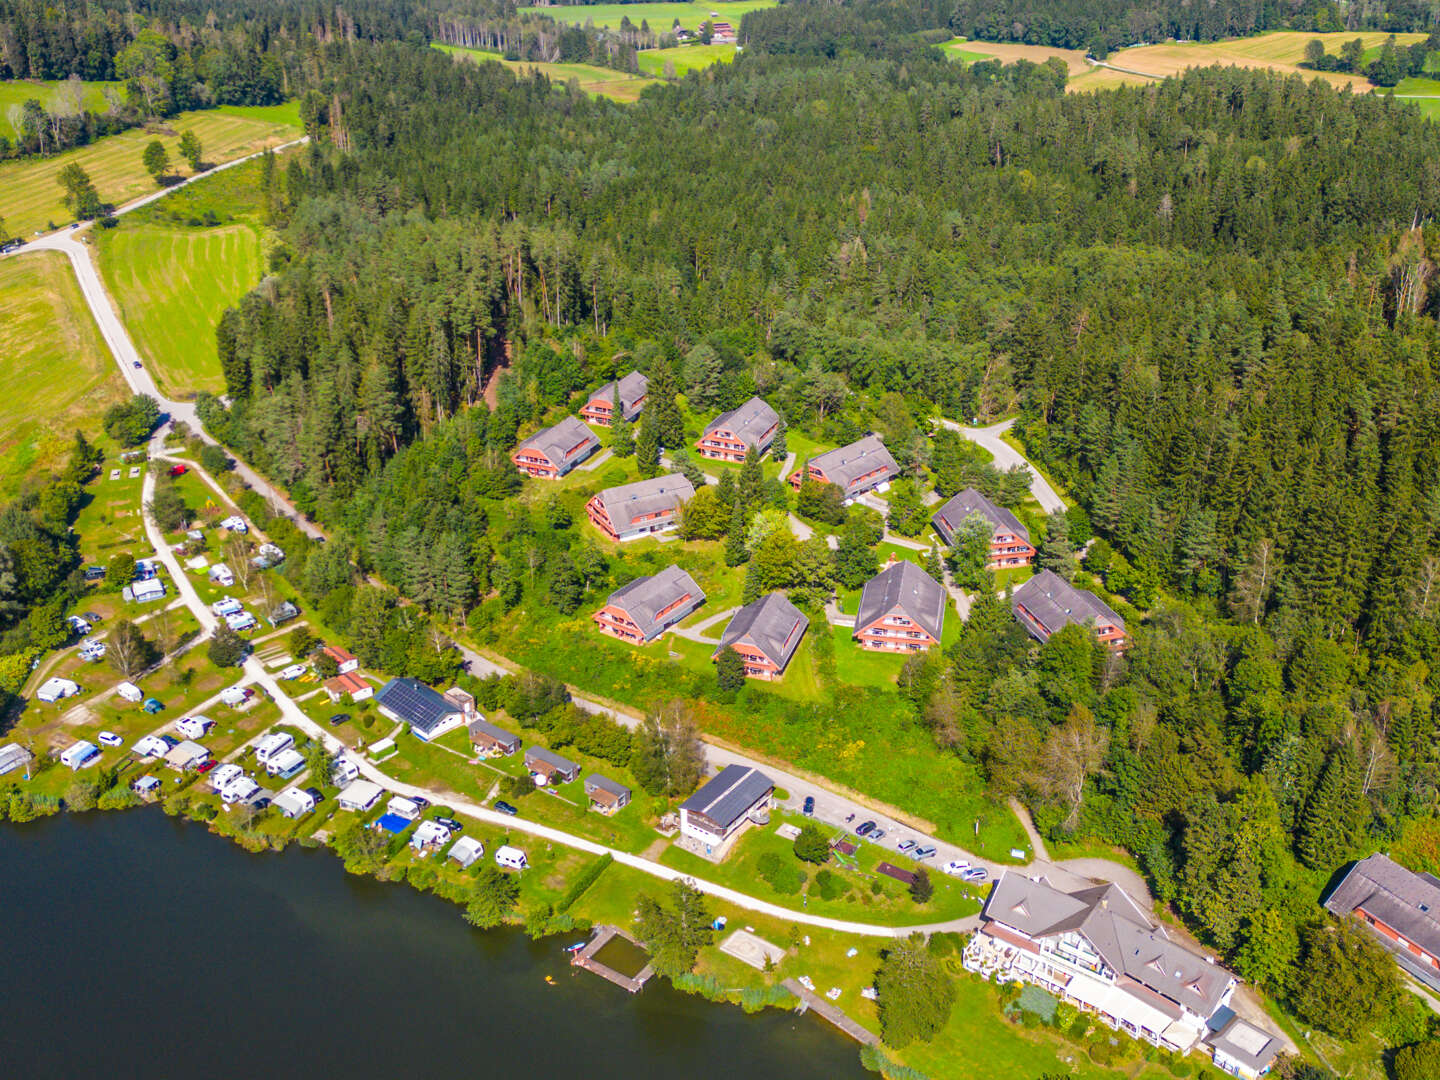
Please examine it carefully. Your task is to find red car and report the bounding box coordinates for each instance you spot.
[196,759,217,775]
[169,464,188,477]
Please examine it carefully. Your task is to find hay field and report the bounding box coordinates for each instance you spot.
[955,40,1091,75]
[438,43,662,102]
[518,1,772,31]
[638,43,737,76]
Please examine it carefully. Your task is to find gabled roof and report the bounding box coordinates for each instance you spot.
[593,474,695,532]
[855,560,947,642]
[1325,853,1440,959]
[984,872,1232,1018]
[468,717,520,749]
[933,487,1028,541]
[325,671,369,696]
[587,371,648,413]
[517,416,599,466]
[525,745,578,775]
[374,677,461,737]
[679,764,773,830]
[806,436,898,493]
[714,593,809,670]
[585,773,631,798]
[1012,569,1124,635]
[606,565,705,640]
[703,397,780,449]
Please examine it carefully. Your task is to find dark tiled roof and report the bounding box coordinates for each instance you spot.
[1011,570,1124,637]
[584,774,631,799]
[517,416,599,467]
[932,487,1028,542]
[468,718,520,750]
[588,371,649,417]
[704,397,780,450]
[606,565,705,640]
[855,560,947,642]
[679,764,773,830]
[375,678,461,737]
[1325,853,1440,959]
[714,593,809,670]
[807,436,898,494]
[526,745,578,775]
[594,474,695,533]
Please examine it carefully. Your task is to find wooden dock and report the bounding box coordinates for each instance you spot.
[782,978,881,1047]
[571,925,656,993]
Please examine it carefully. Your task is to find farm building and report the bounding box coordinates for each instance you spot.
[1012,570,1127,651]
[787,435,898,499]
[580,371,648,426]
[585,774,632,813]
[468,718,521,756]
[374,677,466,742]
[853,560,946,653]
[695,397,780,462]
[713,593,808,680]
[585,474,695,542]
[526,746,579,785]
[511,416,600,479]
[593,565,706,645]
[931,488,1035,569]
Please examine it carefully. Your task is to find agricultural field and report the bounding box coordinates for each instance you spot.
[435,43,661,102]
[0,251,126,495]
[637,42,737,77]
[518,1,772,31]
[0,103,301,240]
[0,78,122,121]
[940,38,1090,76]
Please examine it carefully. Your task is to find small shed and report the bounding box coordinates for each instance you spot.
[448,835,485,869]
[525,746,579,785]
[131,774,162,797]
[585,774,632,813]
[268,601,299,626]
[165,740,212,771]
[468,718,521,757]
[338,779,383,813]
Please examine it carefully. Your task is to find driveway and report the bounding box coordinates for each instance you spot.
[934,417,1065,514]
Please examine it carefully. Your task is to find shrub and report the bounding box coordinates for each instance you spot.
[1395,1039,1440,1080]
[756,851,806,894]
[64,778,100,812]
[500,773,535,800]
[793,823,831,863]
[815,868,850,901]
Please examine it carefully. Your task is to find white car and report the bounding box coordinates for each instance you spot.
[941,859,971,877]
[279,663,308,680]
[97,731,123,748]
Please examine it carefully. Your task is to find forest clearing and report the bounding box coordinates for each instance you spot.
[437,43,662,101]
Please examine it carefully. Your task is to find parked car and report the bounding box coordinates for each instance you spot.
[802,795,815,816]
[896,839,916,853]
[328,713,350,726]
[410,795,430,809]
[97,732,123,748]
[941,859,970,877]
[132,360,142,369]
[168,464,187,477]
[435,816,463,832]
[855,820,876,837]
[494,800,518,816]
[869,828,886,842]
[196,759,217,775]
[913,845,937,859]
[961,867,989,882]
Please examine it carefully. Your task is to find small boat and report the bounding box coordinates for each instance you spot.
[563,942,586,953]
[545,975,557,985]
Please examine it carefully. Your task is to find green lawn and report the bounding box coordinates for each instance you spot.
[937,37,995,63]
[0,78,122,122]
[0,104,301,238]
[637,43,737,77]
[435,43,661,103]
[518,1,773,31]
[994,565,1034,591]
[0,251,126,495]
[96,222,262,396]
[830,627,911,689]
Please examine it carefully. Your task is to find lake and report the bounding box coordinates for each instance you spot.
[0,809,869,1079]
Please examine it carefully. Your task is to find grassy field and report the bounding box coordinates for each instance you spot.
[637,43,737,77]
[0,252,126,494]
[0,78,122,125]
[96,223,261,397]
[436,43,661,102]
[518,1,772,31]
[0,104,300,239]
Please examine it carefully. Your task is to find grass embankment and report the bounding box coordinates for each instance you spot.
[435,43,661,102]
[0,103,301,238]
[638,43,737,77]
[0,252,126,495]
[518,1,773,30]
[95,154,280,397]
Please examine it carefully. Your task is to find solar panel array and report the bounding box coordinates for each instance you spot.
[376,677,456,735]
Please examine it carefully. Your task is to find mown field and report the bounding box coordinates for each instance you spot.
[0,251,126,494]
[436,43,661,102]
[517,1,772,31]
[637,42,737,76]
[0,103,301,239]
[0,78,121,122]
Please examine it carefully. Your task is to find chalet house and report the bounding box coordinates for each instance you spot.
[931,487,1035,569]
[1012,569,1127,651]
[787,435,899,500]
[374,677,465,742]
[1324,853,1440,994]
[585,774,632,813]
[678,764,773,850]
[695,397,780,462]
[585,474,695,542]
[709,20,737,43]
[579,371,648,427]
[713,593,808,680]
[324,670,373,703]
[526,745,579,785]
[594,565,706,645]
[853,560,946,653]
[321,645,359,675]
[511,416,601,479]
[468,717,521,757]
[964,873,1270,1074]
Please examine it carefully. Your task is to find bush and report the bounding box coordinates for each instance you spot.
[793,823,831,863]
[97,786,140,811]
[64,778,100,812]
[814,868,850,900]
[1395,1039,1440,1080]
[499,773,535,800]
[756,851,806,894]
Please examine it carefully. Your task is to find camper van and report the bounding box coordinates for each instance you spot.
[212,598,244,617]
[494,845,529,871]
[176,716,213,739]
[252,731,294,765]
[60,741,101,770]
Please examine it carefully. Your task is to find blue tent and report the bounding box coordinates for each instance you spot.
[376,813,410,834]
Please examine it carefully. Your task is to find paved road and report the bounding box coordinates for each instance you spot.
[935,417,1065,514]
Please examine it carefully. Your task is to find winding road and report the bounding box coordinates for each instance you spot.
[935,417,1066,513]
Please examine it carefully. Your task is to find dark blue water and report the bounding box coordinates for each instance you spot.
[0,809,868,1080]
